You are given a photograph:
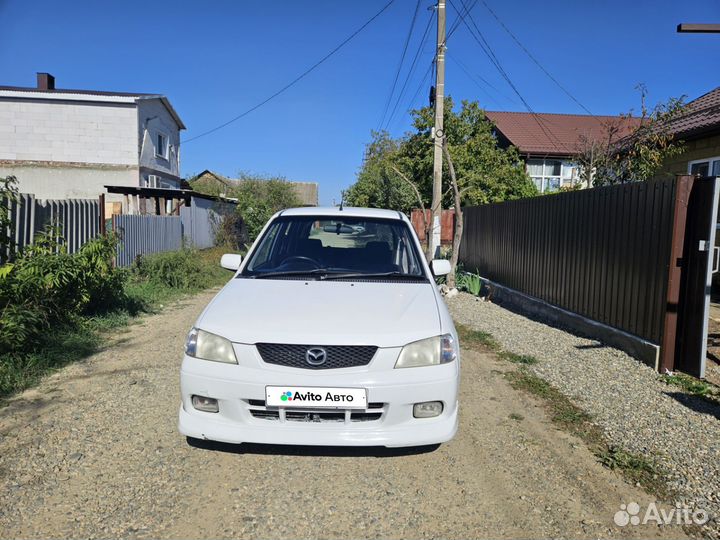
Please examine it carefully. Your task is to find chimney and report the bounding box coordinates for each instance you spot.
[36,72,55,90]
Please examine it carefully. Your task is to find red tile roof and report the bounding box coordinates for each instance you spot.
[664,86,720,139]
[485,111,639,157]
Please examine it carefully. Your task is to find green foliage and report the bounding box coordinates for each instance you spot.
[662,372,718,399]
[456,270,482,296]
[233,174,301,243]
[0,240,235,400]
[132,248,227,290]
[578,85,686,186]
[499,351,539,365]
[344,132,418,212]
[346,98,538,212]
[192,172,301,244]
[0,230,126,353]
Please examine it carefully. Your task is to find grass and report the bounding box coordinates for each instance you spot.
[499,351,539,365]
[456,322,500,351]
[509,412,524,421]
[504,368,668,499]
[455,320,669,499]
[661,372,719,401]
[0,246,238,402]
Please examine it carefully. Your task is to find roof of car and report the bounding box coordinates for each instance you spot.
[279,206,406,220]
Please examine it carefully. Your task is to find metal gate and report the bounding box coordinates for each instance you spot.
[674,176,720,378]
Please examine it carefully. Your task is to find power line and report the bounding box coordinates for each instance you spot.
[449,0,570,152]
[447,53,503,108]
[377,0,422,130]
[391,59,435,131]
[446,0,477,40]
[383,8,436,130]
[479,0,596,117]
[183,0,396,144]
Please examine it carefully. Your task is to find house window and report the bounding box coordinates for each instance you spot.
[688,156,720,177]
[527,158,578,193]
[155,132,169,160]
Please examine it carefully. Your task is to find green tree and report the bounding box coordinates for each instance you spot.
[345,132,417,213]
[232,174,301,243]
[578,85,686,186]
[345,98,537,212]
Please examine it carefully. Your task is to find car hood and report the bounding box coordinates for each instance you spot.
[197,278,442,348]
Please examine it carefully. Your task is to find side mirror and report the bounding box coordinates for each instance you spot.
[430,259,452,276]
[220,253,242,271]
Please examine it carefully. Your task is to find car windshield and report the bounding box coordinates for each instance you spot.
[240,215,426,280]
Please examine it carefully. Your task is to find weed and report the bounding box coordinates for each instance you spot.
[505,368,669,499]
[499,351,538,365]
[661,372,718,399]
[455,322,499,351]
[509,412,524,421]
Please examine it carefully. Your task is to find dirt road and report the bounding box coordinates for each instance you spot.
[0,290,687,539]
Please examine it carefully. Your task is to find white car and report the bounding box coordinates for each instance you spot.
[178,207,460,448]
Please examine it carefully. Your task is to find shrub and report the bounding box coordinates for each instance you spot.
[0,230,126,353]
[457,271,482,296]
[133,249,213,290]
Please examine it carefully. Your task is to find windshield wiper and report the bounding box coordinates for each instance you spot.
[321,271,427,281]
[246,269,330,279]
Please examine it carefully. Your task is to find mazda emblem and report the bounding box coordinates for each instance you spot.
[305,347,327,366]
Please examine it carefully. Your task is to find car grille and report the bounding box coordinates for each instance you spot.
[255,343,377,370]
[246,400,385,423]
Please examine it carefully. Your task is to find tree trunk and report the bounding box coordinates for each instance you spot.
[442,141,463,289]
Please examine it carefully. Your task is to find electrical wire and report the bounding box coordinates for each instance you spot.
[447,53,503,108]
[449,0,571,152]
[183,0,396,144]
[382,8,436,130]
[377,0,422,130]
[479,0,596,118]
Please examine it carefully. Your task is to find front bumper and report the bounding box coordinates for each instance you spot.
[178,347,459,448]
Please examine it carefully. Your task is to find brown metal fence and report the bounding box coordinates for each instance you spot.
[459,179,677,344]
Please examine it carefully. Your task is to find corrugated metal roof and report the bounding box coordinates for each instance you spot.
[485,111,639,156]
[664,86,720,139]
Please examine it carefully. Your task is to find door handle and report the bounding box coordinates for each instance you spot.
[714,246,720,274]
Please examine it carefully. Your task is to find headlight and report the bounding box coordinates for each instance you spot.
[395,334,457,368]
[185,327,237,364]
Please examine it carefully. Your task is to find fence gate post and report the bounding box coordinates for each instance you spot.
[659,175,693,373]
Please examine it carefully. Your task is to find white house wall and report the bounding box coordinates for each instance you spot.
[0,163,137,201]
[137,99,181,180]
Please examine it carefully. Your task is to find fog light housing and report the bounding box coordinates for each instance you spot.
[192,395,219,413]
[413,401,443,418]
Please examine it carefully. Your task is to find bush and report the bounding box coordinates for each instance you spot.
[131,247,231,291]
[133,249,207,290]
[0,230,126,353]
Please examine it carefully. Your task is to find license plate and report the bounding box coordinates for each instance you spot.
[266,386,367,409]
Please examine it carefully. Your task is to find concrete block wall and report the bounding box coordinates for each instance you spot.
[0,99,138,165]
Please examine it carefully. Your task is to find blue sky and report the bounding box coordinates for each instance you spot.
[1,0,718,205]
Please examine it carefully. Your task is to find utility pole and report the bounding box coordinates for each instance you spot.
[429,0,446,259]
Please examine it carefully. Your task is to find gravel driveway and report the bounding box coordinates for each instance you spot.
[0,289,689,539]
[448,292,720,539]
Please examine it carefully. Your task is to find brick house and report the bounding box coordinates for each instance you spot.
[0,72,185,200]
